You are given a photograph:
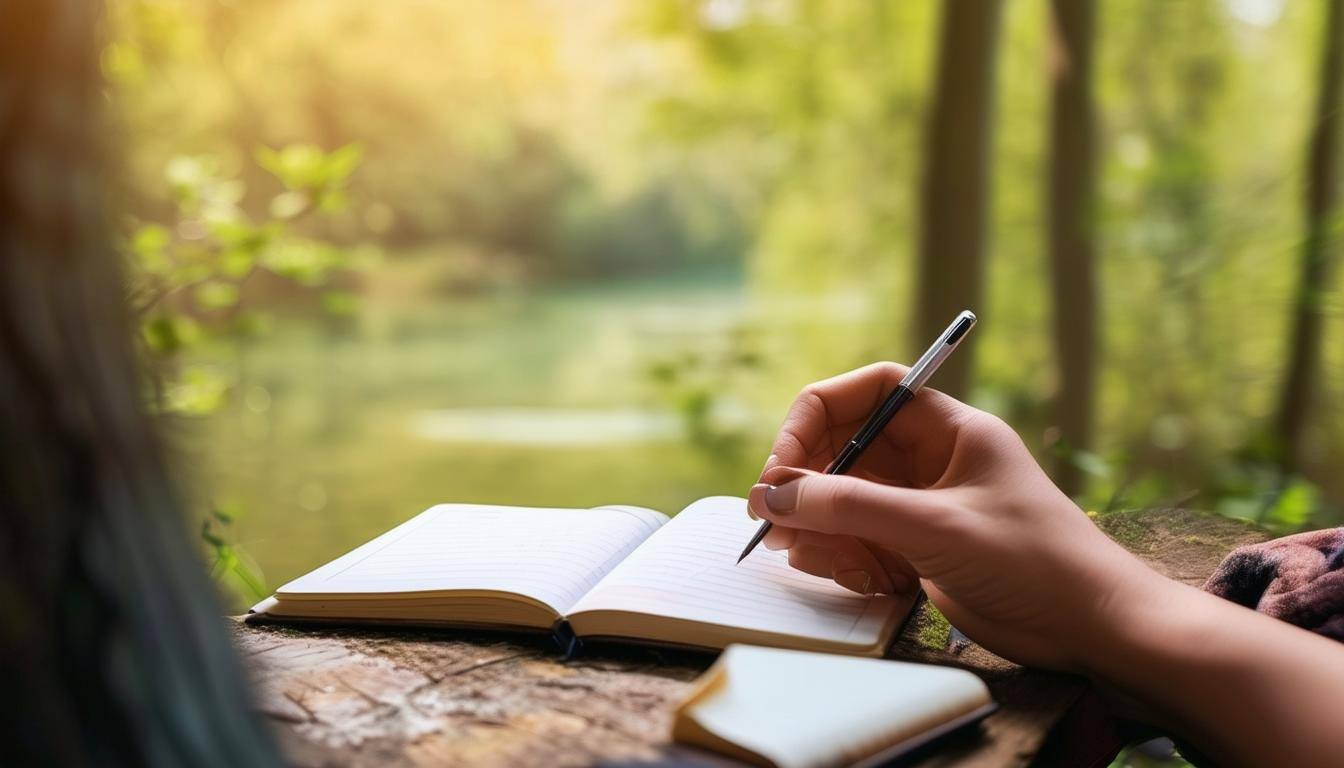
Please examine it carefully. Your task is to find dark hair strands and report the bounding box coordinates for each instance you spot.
[0,1,282,765]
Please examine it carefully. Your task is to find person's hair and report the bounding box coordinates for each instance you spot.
[0,2,281,765]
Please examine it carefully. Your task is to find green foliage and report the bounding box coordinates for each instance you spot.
[916,605,953,651]
[129,142,364,415]
[637,0,935,306]
[1214,473,1326,534]
[646,326,764,476]
[100,0,1344,607]
[104,0,746,288]
[163,365,231,416]
[201,503,268,601]
[122,141,365,600]
[641,0,1338,535]
[256,143,363,212]
[1072,440,1334,535]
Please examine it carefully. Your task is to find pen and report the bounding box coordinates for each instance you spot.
[736,310,978,564]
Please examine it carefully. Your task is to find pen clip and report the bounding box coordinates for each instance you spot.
[946,314,974,344]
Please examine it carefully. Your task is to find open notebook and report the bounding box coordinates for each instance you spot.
[247,496,917,656]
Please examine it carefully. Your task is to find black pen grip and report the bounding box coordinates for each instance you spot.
[826,385,915,475]
[738,384,916,564]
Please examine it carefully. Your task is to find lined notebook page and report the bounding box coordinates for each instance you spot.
[276,504,668,616]
[569,497,901,646]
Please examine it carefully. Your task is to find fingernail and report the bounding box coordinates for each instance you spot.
[747,483,773,519]
[764,480,800,515]
[835,570,874,595]
[746,483,768,520]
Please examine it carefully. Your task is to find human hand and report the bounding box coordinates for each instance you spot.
[747,362,1167,671]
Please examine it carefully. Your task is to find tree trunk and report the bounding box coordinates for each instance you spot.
[914,0,1004,398]
[1046,0,1098,496]
[0,2,281,765]
[1275,0,1344,472]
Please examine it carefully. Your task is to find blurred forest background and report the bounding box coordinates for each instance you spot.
[106,0,1344,607]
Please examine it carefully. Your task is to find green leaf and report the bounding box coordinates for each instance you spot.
[215,548,238,574]
[171,259,213,286]
[141,316,175,354]
[211,500,245,525]
[269,190,309,219]
[194,281,240,310]
[1266,479,1317,531]
[101,41,145,83]
[260,239,344,285]
[315,188,349,213]
[256,143,363,192]
[233,309,274,338]
[209,219,272,278]
[200,519,227,548]
[647,360,679,384]
[320,290,359,316]
[165,155,219,202]
[209,218,264,247]
[162,365,231,415]
[219,248,257,279]
[141,314,202,355]
[212,178,246,206]
[324,143,364,183]
[1215,496,1262,523]
[256,144,325,190]
[228,556,269,601]
[130,224,173,275]
[1069,450,1112,478]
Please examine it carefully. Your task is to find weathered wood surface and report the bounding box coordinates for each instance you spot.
[234,508,1267,767]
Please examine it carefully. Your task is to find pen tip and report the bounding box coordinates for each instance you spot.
[735,551,748,565]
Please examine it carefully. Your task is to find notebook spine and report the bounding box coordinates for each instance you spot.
[551,619,583,659]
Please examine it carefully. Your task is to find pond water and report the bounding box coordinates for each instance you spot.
[191,269,791,607]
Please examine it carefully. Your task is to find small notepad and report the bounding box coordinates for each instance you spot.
[672,645,995,768]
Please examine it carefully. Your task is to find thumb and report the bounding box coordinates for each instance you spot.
[748,472,955,557]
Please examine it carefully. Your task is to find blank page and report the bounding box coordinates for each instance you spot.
[568,497,903,648]
[276,503,668,616]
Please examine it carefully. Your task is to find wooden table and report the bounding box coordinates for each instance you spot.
[234,508,1266,767]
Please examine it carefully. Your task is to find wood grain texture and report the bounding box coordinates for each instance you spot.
[234,508,1267,767]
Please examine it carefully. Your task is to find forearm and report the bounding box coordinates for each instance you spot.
[1084,571,1344,767]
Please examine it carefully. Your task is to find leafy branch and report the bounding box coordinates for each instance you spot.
[124,142,366,599]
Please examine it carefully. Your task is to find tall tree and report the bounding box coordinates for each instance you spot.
[914,0,1004,398]
[1275,0,1344,472]
[1046,0,1098,496]
[0,1,281,765]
